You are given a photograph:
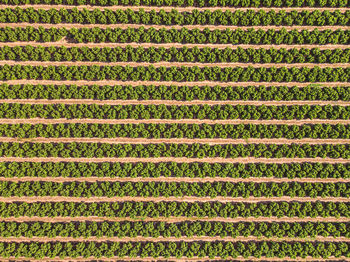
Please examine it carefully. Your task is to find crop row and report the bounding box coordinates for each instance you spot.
[2,46,350,64]
[2,8,350,26]
[0,241,348,259]
[0,201,348,217]
[1,0,348,7]
[2,123,350,139]
[0,142,350,158]
[0,181,348,198]
[2,104,350,120]
[0,65,349,82]
[0,27,348,44]
[1,84,349,101]
[0,162,348,179]
[0,221,348,238]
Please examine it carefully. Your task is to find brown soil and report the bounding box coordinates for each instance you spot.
[0,61,349,68]
[2,118,350,126]
[0,79,347,87]
[0,177,347,183]
[0,42,347,50]
[0,196,347,203]
[0,22,347,30]
[2,216,350,223]
[2,99,350,106]
[0,236,349,243]
[0,4,348,12]
[2,137,350,145]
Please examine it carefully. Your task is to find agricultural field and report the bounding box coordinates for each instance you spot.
[0,0,349,261]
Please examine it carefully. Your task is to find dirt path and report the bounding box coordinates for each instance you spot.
[0,42,347,49]
[0,177,347,183]
[1,156,350,164]
[0,22,347,30]
[0,61,348,68]
[2,118,350,126]
[2,137,350,145]
[2,216,350,223]
[0,4,348,12]
[3,99,350,106]
[0,235,349,243]
[0,196,347,203]
[0,80,347,87]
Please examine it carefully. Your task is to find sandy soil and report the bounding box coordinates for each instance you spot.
[0,4,348,12]
[0,22,347,30]
[2,118,350,126]
[0,80,347,87]
[0,177,347,183]
[2,216,350,223]
[0,60,348,68]
[0,42,347,49]
[1,156,349,164]
[0,196,347,203]
[3,99,350,106]
[0,235,349,242]
[2,137,350,145]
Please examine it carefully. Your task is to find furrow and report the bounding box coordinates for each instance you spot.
[2,118,350,125]
[0,23,347,30]
[0,236,349,243]
[0,196,347,202]
[2,99,350,106]
[0,42,347,49]
[7,256,350,262]
[0,177,347,183]
[0,5,348,12]
[0,61,348,68]
[1,157,350,164]
[2,216,350,223]
[2,137,350,145]
[0,80,346,87]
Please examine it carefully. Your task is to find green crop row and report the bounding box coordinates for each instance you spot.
[0,162,349,178]
[0,142,350,158]
[0,201,348,217]
[0,27,348,44]
[1,221,348,239]
[0,181,348,198]
[2,8,350,26]
[2,104,350,120]
[0,65,349,82]
[0,0,348,7]
[2,46,350,64]
[0,240,348,259]
[2,123,350,139]
[0,84,349,101]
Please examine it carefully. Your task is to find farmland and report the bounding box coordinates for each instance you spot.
[0,0,349,261]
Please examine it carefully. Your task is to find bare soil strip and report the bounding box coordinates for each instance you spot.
[0,42,347,50]
[3,99,350,106]
[0,23,347,30]
[0,4,348,12]
[2,118,350,126]
[0,61,349,68]
[0,196,347,203]
[0,80,347,87]
[8,256,350,262]
[0,177,347,183]
[1,157,350,164]
[2,137,350,145]
[2,216,350,223]
[1,236,349,243]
